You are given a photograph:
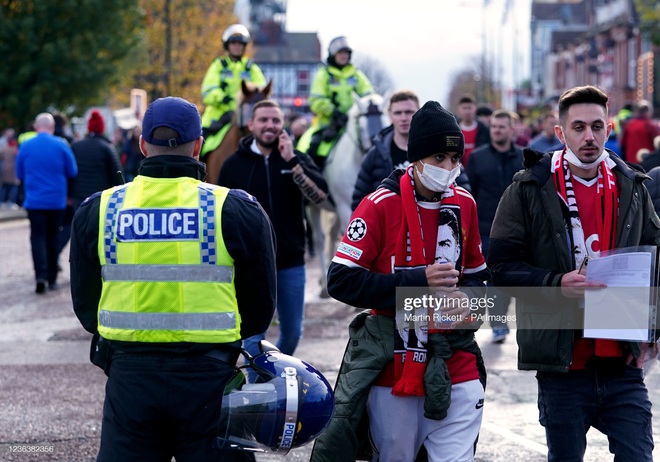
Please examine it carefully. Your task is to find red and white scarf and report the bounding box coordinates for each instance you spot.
[392,166,463,396]
[552,149,621,357]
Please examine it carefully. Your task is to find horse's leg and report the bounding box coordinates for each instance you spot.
[319,208,342,299]
[306,205,329,298]
[324,207,340,261]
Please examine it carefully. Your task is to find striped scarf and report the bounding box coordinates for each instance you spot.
[392,165,462,396]
[552,149,621,357]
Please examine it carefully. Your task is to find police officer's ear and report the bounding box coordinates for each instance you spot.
[192,137,203,160]
[138,135,149,158]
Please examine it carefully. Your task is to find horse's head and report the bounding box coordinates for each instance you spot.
[348,93,390,153]
[236,80,273,129]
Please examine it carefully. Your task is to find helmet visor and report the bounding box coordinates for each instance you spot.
[216,369,299,454]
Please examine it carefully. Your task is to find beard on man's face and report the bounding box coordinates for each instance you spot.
[255,136,278,149]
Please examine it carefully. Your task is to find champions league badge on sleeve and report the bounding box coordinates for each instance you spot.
[346,218,367,242]
[116,208,200,241]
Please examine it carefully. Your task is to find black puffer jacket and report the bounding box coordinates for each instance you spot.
[70,133,123,202]
[351,125,395,211]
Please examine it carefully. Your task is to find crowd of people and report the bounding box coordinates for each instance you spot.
[4,23,660,461]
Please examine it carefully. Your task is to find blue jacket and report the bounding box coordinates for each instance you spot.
[16,133,77,209]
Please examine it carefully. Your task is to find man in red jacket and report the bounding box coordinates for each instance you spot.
[620,99,659,164]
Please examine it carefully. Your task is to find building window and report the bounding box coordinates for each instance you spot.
[297,70,310,94]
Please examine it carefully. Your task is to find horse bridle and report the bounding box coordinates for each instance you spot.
[236,92,269,130]
[353,101,384,154]
[237,100,255,130]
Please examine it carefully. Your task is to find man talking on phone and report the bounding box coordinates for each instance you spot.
[218,99,328,358]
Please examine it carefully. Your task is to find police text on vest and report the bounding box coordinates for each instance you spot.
[116,208,200,241]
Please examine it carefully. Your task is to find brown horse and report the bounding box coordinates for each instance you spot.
[202,80,272,184]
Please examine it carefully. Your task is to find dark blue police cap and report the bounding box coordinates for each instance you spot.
[142,97,202,147]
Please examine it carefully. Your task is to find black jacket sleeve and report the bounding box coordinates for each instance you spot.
[327,261,427,312]
[222,189,277,338]
[288,151,329,204]
[487,183,563,287]
[70,194,104,334]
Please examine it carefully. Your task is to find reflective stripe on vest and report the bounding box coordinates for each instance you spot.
[99,309,236,331]
[102,264,233,282]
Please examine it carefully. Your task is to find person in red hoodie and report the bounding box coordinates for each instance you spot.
[619,99,659,164]
[456,94,490,167]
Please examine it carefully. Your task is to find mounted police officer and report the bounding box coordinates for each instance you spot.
[70,96,276,462]
[297,35,375,169]
[200,24,266,157]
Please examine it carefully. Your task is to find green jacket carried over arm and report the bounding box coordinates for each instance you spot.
[310,311,486,462]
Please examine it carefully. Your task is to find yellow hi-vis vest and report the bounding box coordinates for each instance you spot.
[97,176,240,343]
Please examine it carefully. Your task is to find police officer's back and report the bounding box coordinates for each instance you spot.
[70,96,276,461]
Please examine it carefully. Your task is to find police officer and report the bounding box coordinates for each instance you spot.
[200,24,266,152]
[70,96,276,462]
[296,36,374,168]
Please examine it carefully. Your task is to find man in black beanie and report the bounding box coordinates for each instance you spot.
[311,100,490,461]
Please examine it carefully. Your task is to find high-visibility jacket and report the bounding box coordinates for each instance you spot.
[296,64,374,155]
[96,175,240,344]
[200,55,266,128]
[17,131,37,146]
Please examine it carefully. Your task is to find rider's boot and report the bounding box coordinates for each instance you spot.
[307,131,323,157]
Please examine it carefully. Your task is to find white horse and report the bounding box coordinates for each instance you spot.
[308,92,390,297]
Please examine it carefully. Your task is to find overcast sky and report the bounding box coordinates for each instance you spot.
[286,0,532,109]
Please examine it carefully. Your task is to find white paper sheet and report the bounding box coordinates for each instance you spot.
[583,251,653,341]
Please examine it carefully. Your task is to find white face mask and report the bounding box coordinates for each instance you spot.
[416,161,461,193]
[564,148,608,170]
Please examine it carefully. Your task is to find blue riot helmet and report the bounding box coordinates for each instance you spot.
[216,342,334,454]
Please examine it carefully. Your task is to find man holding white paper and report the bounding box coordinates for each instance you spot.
[488,85,660,462]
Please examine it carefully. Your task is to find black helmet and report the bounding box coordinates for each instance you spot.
[216,342,334,454]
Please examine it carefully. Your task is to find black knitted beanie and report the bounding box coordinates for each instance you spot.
[407,101,464,162]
